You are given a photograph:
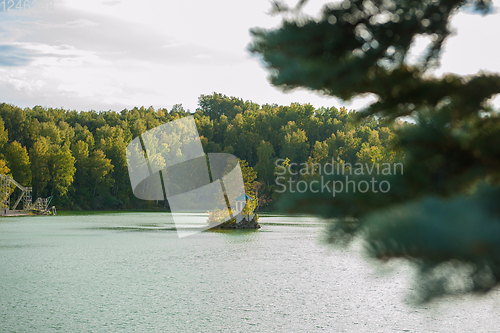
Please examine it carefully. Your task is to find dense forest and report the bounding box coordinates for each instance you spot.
[0,92,403,210]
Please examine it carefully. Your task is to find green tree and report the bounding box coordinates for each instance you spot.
[333,129,360,163]
[311,140,329,165]
[255,141,276,185]
[356,142,383,165]
[0,159,10,205]
[0,91,400,212]
[280,121,309,164]
[95,125,129,205]
[0,117,8,151]
[0,160,9,175]
[30,137,51,198]
[39,122,62,145]
[251,0,500,301]
[0,104,26,146]
[49,142,76,198]
[71,140,92,206]
[88,150,114,202]
[5,141,31,186]
[239,159,258,198]
[198,93,246,121]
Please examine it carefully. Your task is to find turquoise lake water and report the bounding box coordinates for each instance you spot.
[0,213,499,332]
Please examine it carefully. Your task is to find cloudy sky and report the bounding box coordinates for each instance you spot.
[1,0,499,113]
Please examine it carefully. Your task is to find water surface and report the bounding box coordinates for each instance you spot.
[1,213,498,332]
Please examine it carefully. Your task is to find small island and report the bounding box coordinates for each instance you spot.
[207,193,261,229]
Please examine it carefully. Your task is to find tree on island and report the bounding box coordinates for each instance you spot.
[207,159,260,228]
[250,0,500,302]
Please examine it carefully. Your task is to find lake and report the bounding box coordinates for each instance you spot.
[0,213,498,332]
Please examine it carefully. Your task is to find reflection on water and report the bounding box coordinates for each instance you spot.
[207,228,261,244]
[94,226,179,232]
[0,213,499,332]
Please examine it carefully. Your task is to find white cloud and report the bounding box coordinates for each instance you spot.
[101,0,121,6]
[436,9,500,77]
[0,0,499,112]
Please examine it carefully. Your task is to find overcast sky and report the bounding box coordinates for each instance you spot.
[1,0,499,113]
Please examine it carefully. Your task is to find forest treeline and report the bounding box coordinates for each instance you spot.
[0,92,403,210]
